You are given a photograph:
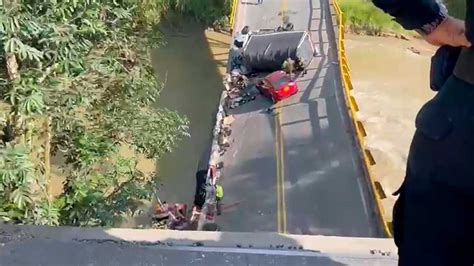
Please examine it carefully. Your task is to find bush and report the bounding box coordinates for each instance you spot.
[340,0,406,35]
[340,0,466,34]
[157,0,232,25]
[0,0,189,226]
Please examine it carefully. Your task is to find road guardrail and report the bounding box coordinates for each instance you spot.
[332,0,393,238]
[230,0,239,30]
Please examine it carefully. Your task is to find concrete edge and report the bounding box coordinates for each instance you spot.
[0,224,397,259]
[197,0,240,227]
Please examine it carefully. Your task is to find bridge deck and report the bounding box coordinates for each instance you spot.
[0,225,398,266]
[216,0,383,237]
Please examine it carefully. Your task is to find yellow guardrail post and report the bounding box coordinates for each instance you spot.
[332,0,393,238]
[230,0,238,31]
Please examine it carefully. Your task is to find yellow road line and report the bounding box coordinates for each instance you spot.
[280,0,288,235]
[281,0,288,12]
[275,112,282,233]
[274,105,287,234]
[278,110,287,234]
[280,0,288,23]
[275,0,290,235]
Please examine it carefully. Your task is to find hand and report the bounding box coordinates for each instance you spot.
[425,16,471,48]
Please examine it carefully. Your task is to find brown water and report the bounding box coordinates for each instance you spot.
[345,34,436,218]
[119,24,231,228]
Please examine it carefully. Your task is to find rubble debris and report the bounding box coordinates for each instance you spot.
[223,115,235,125]
[399,34,410,40]
[192,241,204,247]
[408,46,420,55]
[218,134,230,147]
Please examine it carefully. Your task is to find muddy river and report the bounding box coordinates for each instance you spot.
[345,34,436,217]
[119,23,231,227]
[152,26,230,198]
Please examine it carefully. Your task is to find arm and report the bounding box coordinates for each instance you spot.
[372,0,471,47]
[371,0,447,35]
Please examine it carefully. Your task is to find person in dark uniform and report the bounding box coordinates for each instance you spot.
[370,0,473,265]
[194,170,208,209]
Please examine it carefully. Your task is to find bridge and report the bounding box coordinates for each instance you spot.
[209,0,391,238]
[0,224,398,265]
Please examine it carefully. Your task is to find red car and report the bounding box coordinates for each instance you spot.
[256,71,298,103]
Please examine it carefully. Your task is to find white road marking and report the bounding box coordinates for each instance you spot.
[318,117,329,130]
[357,177,370,218]
[316,98,327,117]
[152,245,332,257]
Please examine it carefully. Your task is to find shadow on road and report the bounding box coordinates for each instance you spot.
[0,225,349,265]
[276,0,381,237]
[217,155,279,232]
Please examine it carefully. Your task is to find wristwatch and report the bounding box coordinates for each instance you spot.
[415,0,448,36]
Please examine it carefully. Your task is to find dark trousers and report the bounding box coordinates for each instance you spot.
[393,76,474,266]
[216,197,222,215]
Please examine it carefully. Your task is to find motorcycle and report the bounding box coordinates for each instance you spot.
[151,202,189,230]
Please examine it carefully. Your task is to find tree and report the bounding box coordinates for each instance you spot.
[0,144,60,225]
[0,0,189,225]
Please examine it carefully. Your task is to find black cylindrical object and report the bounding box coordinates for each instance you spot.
[430,45,461,91]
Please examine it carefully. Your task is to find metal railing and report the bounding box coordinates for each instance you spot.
[332,0,393,238]
[230,0,239,30]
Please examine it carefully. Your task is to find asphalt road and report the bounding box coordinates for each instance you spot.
[217,0,383,237]
[0,225,398,266]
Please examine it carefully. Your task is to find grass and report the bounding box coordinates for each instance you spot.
[140,0,232,25]
[340,0,410,36]
[340,0,466,36]
[445,0,465,19]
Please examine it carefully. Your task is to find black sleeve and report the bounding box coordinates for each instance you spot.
[372,0,448,32]
[466,0,474,43]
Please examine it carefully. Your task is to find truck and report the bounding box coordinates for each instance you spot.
[230,27,317,75]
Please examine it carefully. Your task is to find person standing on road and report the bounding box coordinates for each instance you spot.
[370,0,473,265]
[215,184,224,215]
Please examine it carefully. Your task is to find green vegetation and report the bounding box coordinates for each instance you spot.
[140,0,232,28]
[0,0,200,226]
[340,0,406,35]
[341,0,466,35]
[445,0,465,19]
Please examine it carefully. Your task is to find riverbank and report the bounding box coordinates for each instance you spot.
[340,0,466,35]
[340,0,409,36]
[345,33,436,220]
